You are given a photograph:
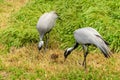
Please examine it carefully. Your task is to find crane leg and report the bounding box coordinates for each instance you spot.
[82,45,88,69]
[45,32,50,50]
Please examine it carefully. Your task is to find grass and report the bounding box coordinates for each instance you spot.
[0,44,120,80]
[0,0,28,29]
[0,0,120,52]
[0,0,120,80]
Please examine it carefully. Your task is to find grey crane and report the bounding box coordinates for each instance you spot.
[64,27,112,68]
[36,11,58,50]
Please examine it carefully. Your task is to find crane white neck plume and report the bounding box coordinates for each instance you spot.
[67,47,74,52]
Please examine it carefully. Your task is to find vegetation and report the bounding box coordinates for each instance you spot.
[0,0,120,80]
[0,0,120,52]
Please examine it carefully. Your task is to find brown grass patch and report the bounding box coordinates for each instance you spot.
[0,44,120,76]
[0,0,28,29]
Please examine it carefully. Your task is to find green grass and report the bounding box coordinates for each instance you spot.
[0,0,3,3]
[0,0,120,52]
[5,67,46,80]
[50,68,120,80]
[2,66,120,80]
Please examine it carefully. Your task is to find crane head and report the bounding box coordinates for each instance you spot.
[50,11,62,20]
[38,41,44,51]
[64,48,72,61]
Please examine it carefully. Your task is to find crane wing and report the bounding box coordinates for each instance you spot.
[95,35,109,45]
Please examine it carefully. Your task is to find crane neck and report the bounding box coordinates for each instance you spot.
[68,42,79,52]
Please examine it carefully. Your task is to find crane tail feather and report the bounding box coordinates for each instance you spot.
[95,35,112,58]
[98,44,112,58]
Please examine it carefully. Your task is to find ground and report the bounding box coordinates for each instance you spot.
[0,0,120,79]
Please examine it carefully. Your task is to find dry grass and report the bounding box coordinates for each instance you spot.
[0,0,28,29]
[0,44,120,77]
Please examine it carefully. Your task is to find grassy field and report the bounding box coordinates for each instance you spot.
[0,0,120,80]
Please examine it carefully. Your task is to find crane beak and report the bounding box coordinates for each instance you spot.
[64,50,68,62]
[54,12,62,20]
[38,46,42,51]
[64,58,66,62]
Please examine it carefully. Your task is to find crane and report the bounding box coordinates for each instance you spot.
[64,27,112,68]
[36,11,59,51]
